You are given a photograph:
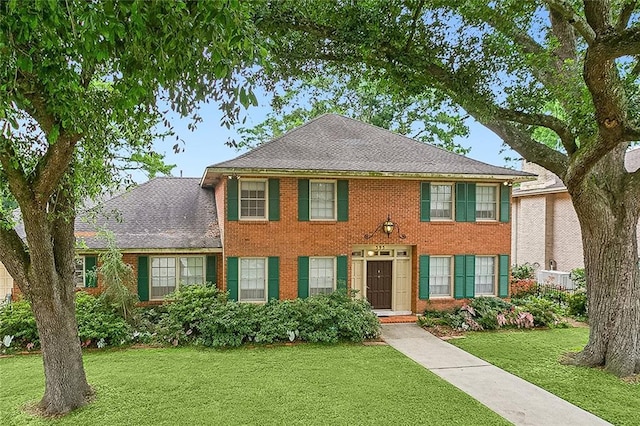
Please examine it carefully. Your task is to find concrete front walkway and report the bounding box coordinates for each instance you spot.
[381,323,611,426]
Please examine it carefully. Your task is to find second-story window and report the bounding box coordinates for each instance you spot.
[430,184,453,220]
[310,180,336,220]
[240,180,266,219]
[476,184,498,220]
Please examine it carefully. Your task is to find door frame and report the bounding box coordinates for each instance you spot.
[351,245,412,311]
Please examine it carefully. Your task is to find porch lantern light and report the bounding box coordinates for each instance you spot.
[382,216,394,236]
[364,214,406,240]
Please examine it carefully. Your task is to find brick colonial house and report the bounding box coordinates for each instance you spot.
[7,114,532,314]
[512,149,640,273]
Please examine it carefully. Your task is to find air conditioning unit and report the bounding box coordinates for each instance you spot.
[536,270,577,291]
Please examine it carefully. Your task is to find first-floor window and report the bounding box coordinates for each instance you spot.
[239,258,266,302]
[151,256,206,300]
[180,257,205,285]
[74,257,85,287]
[475,256,496,296]
[309,257,335,296]
[429,256,452,297]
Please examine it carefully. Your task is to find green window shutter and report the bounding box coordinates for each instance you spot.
[227,257,238,301]
[337,180,349,222]
[419,255,430,300]
[84,256,97,288]
[298,179,309,221]
[336,255,348,290]
[466,183,477,222]
[465,255,476,298]
[268,257,280,300]
[268,178,280,221]
[498,255,509,297]
[454,255,466,299]
[420,182,431,222]
[227,178,239,221]
[137,256,149,302]
[455,183,467,222]
[298,256,309,298]
[206,255,217,286]
[500,185,510,223]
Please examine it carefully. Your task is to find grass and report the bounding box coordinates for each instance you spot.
[450,328,640,426]
[1,344,509,426]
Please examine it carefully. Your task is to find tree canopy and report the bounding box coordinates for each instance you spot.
[254,0,640,377]
[239,71,470,153]
[0,0,262,415]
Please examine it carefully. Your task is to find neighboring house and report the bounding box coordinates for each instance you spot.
[9,114,532,314]
[512,149,640,273]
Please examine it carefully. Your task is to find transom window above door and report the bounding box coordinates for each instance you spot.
[240,180,266,219]
[310,180,336,220]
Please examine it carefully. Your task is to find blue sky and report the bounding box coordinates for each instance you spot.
[151,101,520,181]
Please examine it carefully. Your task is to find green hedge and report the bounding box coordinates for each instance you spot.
[156,285,381,347]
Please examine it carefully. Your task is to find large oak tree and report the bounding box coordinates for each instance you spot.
[0,1,260,415]
[255,1,640,376]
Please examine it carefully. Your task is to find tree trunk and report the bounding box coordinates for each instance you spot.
[569,154,640,377]
[17,200,93,416]
[31,285,93,415]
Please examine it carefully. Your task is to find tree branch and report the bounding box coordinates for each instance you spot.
[482,119,569,178]
[494,108,578,154]
[15,78,81,205]
[0,136,35,205]
[598,27,640,60]
[616,0,638,31]
[403,0,426,52]
[544,0,596,44]
[0,224,31,297]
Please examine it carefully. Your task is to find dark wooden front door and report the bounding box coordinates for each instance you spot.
[367,261,392,309]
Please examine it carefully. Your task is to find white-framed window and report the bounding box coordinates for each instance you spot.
[309,257,335,296]
[239,257,266,302]
[429,256,452,297]
[151,256,206,300]
[74,257,85,288]
[476,184,498,220]
[240,179,267,219]
[310,180,336,220]
[179,257,205,285]
[475,256,496,296]
[430,184,453,220]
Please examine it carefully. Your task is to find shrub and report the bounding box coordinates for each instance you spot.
[75,292,131,347]
[511,263,535,280]
[570,268,586,289]
[510,278,537,298]
[567,289,588,318]
[157,286,380,347]
[0,299,39,349]
[511,296,567,328]
[0,292,132,350]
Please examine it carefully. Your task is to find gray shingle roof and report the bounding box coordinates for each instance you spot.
[75,177,220,250]
[208,114,531,177]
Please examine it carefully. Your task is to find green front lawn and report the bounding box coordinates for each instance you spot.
[1,344,508,426]
[451,328,640,426]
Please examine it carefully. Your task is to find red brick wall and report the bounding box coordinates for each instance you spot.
[222,176,511,312]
